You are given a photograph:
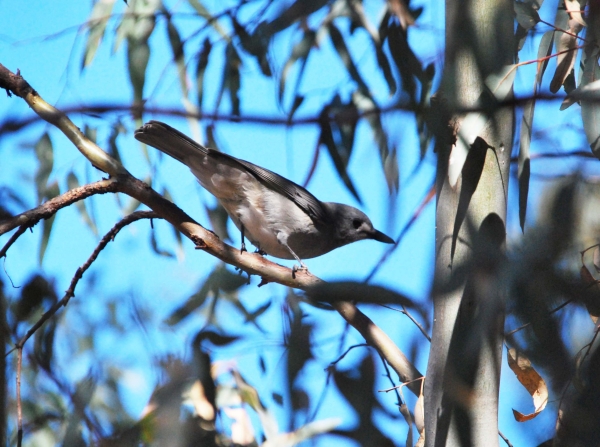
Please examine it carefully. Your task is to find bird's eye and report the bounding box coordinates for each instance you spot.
[352,218,362,229]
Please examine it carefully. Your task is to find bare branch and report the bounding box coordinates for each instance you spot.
[10,211,159,353]
[0,178,119,236]
[1,61,424,397]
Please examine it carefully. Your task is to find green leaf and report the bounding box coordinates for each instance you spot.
[82,0,116,69]
[14,274,56,322]
[279,29,316,103]
[328,23,369,94]
[519,100,534,232]
[218,43,242,115]
[187,0,229,40]
[108,120,126,164]
[255,0,329,37]
[550,17,582,93]
[164,10,188,94]
[514,1,541,30]
[35,133,54,205]
[34,311,57,372]
[67,172,98,236]
[195,38,212,109]
[536,30,555,87]
[39,182,60,265]
[387,22,423,100]
[167,265,247,325]
[127,40,150,104]
[319,98,362,203]
[580,49,600,158]
[352,90,397,192]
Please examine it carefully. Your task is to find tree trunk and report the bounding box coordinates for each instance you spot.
[424,0,513,445]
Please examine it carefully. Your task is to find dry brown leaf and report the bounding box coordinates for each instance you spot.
[507,348,548,422]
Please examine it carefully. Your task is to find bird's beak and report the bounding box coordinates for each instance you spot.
[369,229,395,244]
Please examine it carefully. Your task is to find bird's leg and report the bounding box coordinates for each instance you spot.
[240,225,247,254]
[283,242,308,273]
[276,233,307,275]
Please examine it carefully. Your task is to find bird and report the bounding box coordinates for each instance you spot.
[134,121,394,270]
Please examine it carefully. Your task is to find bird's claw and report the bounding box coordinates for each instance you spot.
[291,263,309,278]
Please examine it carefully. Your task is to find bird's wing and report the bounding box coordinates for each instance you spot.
[207,149,330,224]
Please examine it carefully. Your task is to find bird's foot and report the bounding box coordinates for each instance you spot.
[291,262,309,278]
[254,248,267,256]
[240,241,247,254]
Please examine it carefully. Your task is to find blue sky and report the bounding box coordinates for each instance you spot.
[2,0,598,446]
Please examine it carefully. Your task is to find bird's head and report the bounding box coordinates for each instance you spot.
[324,203,394,247]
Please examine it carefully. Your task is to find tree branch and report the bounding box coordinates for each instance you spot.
[0,178,119,236]
[0,63,423,396]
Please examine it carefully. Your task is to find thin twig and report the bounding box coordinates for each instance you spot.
[327,343,368,368]
[379,303,431,342]
[498,429,514,447]
[8,211,159,354]
[16,348,22,447]
[0,178,119,236]
[505,299,574,337]
[0,225,28,258]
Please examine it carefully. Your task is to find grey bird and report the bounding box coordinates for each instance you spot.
[134,121,394,269]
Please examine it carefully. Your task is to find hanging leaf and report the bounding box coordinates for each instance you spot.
[122,0,159,111]
[507,348,549,422]
[386,0,415,30]
[449,65,515,189]
[352,90,397,192]
[318,99,362,203]
[279,29,316,103]
[128,41,150,107]
[328,23,369,94]
[519,100,534,232]
[108,120,126,164]
[231,369,279,438]
[67,172,98,236]
[34,133,54,205]
[82,0,116,69]
[550,20,583,93]
[536,30,555,88]
[195,38,212,109]
[514,1,541,30]
[39,181,59,266]
[218,43,242,115]
[164,10,187,94]
[14,274,56,322]
[388,21,425,98]
[167,265,247,324]
[579,49,600,158]
[187,0,229,40]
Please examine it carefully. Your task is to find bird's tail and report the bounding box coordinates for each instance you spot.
[134,120,209,162]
